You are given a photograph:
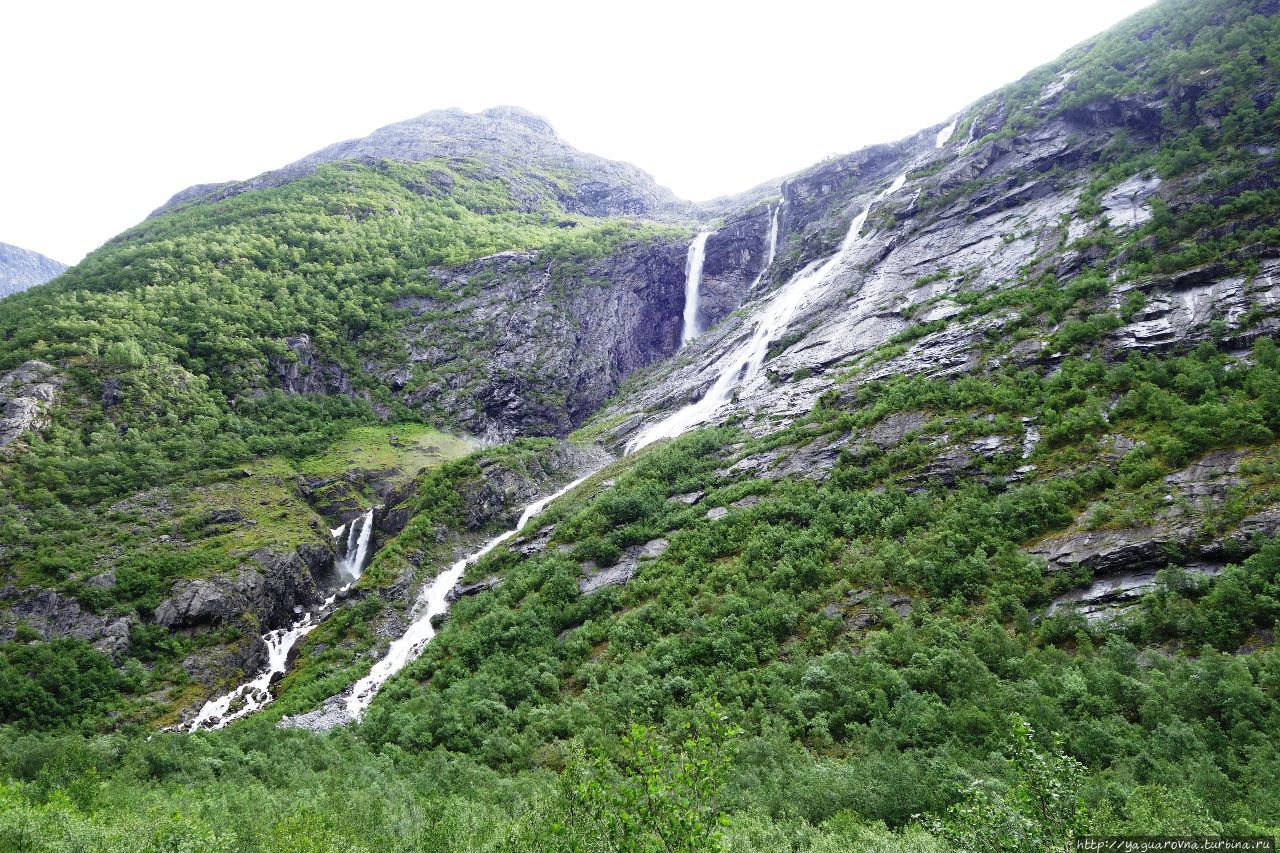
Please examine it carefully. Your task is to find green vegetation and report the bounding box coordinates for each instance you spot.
[288,424,474,483]
[1,0,1279,848]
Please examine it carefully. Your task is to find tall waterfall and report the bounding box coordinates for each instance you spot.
[936,120,957,148]
[749,204,782,291]
[230,175,913,731]
[627,173,908,453]
[183,508,377,731]
[681,232,711,343]
[336,510,375,582]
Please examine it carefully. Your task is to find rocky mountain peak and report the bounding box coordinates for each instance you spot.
[152,105,690,220]
[477,105,560,138]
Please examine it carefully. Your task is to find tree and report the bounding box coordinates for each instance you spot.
[561,707,740,853]
[930,717,1088,853]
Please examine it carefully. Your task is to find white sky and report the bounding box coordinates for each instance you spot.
[3,0,1153,263]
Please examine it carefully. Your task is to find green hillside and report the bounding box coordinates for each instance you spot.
[2,0,1280,849]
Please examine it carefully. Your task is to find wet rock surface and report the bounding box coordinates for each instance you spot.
[592,87,1279,450]
[578,537,667,595]
[700,204,775,327]
[1037,449,1280,622]
[392,241,694,437]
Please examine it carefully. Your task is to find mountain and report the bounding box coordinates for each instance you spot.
[152,105,692,221]
[3,0,1280,847]
[0,241,66,297]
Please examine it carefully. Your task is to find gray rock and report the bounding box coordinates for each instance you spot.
[153,580,238,630]
[1099,173,1161,229]
[699,203,778,327]
[278,694,355,732]
[638,538,668,558]
[0,242,66,298]
[0,589,134,659]
[85,571,117,589]
[870,413,929,449]
[705,507,729,521]
[445,576,502,603]
[1037,449,1280,622]
[578,564,636,595]
[269,333,354,398]
[0,361,63,452]
[154,106,691,221]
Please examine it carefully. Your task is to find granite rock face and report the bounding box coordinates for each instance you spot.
[0,242,67,298]
[0,360,63,455]
[389,240,695,437]
[594,84,1279,444]
[1035,450,1280,622]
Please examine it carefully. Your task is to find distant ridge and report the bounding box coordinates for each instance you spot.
[0,241,67,298]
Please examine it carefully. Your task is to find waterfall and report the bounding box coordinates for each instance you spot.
[627,173,908,453]
[681,232,711,343]
[936,120,957,148]
[217,174,914,732]
[182,508,379,732]
[749,204,782,291]
[342,472,596,719]
[336,509,375,582]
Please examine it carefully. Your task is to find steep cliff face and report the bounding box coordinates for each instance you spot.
[699,203,774,328]
[601,100,1276,445]
[575,1,1280,637]
[0,242,66,298]
[386,236,691,437]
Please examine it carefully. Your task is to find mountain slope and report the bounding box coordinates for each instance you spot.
[2,0,1280,849]
[152,105,690,220]
[0,241,66,297]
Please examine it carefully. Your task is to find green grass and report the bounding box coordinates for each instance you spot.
[288,425,475,483]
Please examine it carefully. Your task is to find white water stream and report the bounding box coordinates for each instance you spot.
[748,204,782,292]
[681,232,712,343]
[183,508,376,731]
[626,173,907,453]
[342,472,596,718]
[936,120,957,148]
[208,170,915,731]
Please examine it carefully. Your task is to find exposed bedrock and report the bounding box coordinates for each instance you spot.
[1034,450,1280,623]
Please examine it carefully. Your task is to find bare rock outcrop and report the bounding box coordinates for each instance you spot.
[0,360,63,454]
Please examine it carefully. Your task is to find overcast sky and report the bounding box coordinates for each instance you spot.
[4,0,1154,263]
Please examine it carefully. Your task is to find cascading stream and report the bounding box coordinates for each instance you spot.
[748,204,782,292]
[343,472,595,717]
[337,509,375,583]
[936,120,957,148]
[681,232,712,343]
[183,508,376,731]
[239,170,915,730]
[626,173,908,453]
